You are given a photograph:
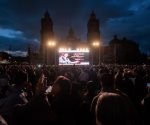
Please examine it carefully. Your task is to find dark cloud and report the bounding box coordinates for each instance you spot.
[0,0,150,54]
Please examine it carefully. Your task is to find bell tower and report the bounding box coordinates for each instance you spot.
[40,11,54,64]
[87,11,100,43]
[87,11,101,65]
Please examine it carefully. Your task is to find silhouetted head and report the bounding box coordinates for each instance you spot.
[100,73,114,90]
[96,92,136,125]
[14,70,28,87]
[51,76,72,96]
[86,81,97,93]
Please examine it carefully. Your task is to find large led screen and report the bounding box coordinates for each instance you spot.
[58,50,89,65]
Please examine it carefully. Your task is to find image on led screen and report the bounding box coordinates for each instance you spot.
[59,51,89,65]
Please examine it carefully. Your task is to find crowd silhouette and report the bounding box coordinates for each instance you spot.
[0,64,150,125]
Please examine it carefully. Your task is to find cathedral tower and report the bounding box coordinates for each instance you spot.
[40,11,54,63]
[87,11,100,43]
[87,11,101,65]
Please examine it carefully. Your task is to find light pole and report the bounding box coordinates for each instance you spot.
[92,41,100,65]
[47,40,56,65]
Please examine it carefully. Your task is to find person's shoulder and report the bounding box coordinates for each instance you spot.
[114,89,128,97]
[91,93,102,105]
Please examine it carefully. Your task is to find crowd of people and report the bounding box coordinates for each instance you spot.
[0,64,150,125]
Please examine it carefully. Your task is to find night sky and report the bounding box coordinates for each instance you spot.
[0,0,150,56]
